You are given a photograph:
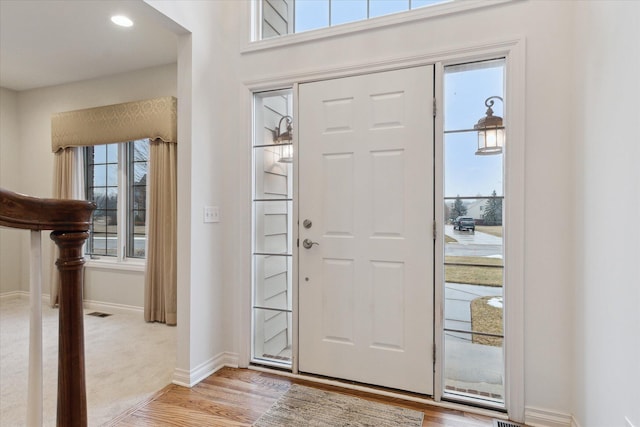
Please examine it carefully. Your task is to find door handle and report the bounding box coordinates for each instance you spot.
[302,239,319,249]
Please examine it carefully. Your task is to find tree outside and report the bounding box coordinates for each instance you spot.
[450,195,467,221]
[482,189,502,226]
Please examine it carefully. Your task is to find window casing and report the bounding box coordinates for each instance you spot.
[85,139,149,262]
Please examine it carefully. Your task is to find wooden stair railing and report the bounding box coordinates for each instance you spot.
[0,188,95,427]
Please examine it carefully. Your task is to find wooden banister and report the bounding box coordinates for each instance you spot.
[0,188,94,231]
[0,188,95,427]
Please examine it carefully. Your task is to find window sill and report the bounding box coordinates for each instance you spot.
[243,0,514,54]
[85,258,146,273]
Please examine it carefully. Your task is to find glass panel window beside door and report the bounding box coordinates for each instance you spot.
[252,89,294,367]
[442,58,505,407]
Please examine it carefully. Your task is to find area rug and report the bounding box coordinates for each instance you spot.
[253,384,424,426]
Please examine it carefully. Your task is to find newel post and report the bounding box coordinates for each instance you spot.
[50,231,89,427]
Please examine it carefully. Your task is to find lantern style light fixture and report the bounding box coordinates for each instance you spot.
[474,96,504,155]
[272,115,293,163]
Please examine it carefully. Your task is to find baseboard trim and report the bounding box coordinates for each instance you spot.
[83,299,143,316]
[525,406,573,427]
[0,290,27,300]
[0,291,144,315]
[172,352,239,387]
[0,291,50,304]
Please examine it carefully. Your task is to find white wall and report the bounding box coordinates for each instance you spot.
[0,87,23,294]
[1,64,176,306]
[144,0,237,383]
[37,0,634,424]
[151,0,581,419]
[234,0,576,419]
[573,2,640,426]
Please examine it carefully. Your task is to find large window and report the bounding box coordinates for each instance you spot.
[260,0,450,39]
[85,139,149,260]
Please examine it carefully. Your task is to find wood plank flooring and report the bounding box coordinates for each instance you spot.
[107,367,497,426]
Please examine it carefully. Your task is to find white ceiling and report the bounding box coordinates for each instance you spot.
[0,0,182,91]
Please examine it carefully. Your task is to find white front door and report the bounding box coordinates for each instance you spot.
[298,66,434,394]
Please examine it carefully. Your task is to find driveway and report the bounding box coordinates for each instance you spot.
[445,283,502,333]
[444,225,503,258]
[443,225,503,335]
[444,282,505,394]
[444,225,502,245]
[442,226,505,397]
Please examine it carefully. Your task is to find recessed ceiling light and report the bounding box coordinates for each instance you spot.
[111,15,133,27]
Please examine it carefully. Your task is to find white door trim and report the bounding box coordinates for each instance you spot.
[502,37,526,424]
[433,62,445,403]
[243,36,526,422]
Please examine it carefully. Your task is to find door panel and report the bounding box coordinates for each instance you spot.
[298,66,434,395]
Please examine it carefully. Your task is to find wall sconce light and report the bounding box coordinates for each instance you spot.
[272,115,293,163]
[474,96,504,155]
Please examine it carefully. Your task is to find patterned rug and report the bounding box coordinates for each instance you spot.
[253,384,424,426]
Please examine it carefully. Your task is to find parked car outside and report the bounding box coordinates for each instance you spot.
[454,216,475,232]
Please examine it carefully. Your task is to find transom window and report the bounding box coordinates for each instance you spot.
[84,139,149,260]
[260,0,450,39]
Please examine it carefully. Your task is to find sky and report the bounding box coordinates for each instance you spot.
[444,61,505,199]
[294,0,449,32]
[91,140,149,189]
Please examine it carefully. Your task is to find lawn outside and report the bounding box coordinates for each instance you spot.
[445,225,503,286]
[445,256,503,287]
[474,225,503,238]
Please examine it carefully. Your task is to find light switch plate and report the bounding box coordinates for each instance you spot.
[204,206,220,223]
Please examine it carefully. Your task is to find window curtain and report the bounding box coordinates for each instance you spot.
[144,139,177,324]
[49,146,84,307]
[51,97,177,324]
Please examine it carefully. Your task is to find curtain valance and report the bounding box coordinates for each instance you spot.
[51,96,177,152]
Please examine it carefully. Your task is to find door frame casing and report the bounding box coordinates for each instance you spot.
[241,37,526,422]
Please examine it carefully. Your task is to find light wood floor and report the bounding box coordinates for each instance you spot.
[108,367,498,426]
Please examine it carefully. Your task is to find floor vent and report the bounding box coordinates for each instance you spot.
[493,420,524,427]
[87,312,112,318]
